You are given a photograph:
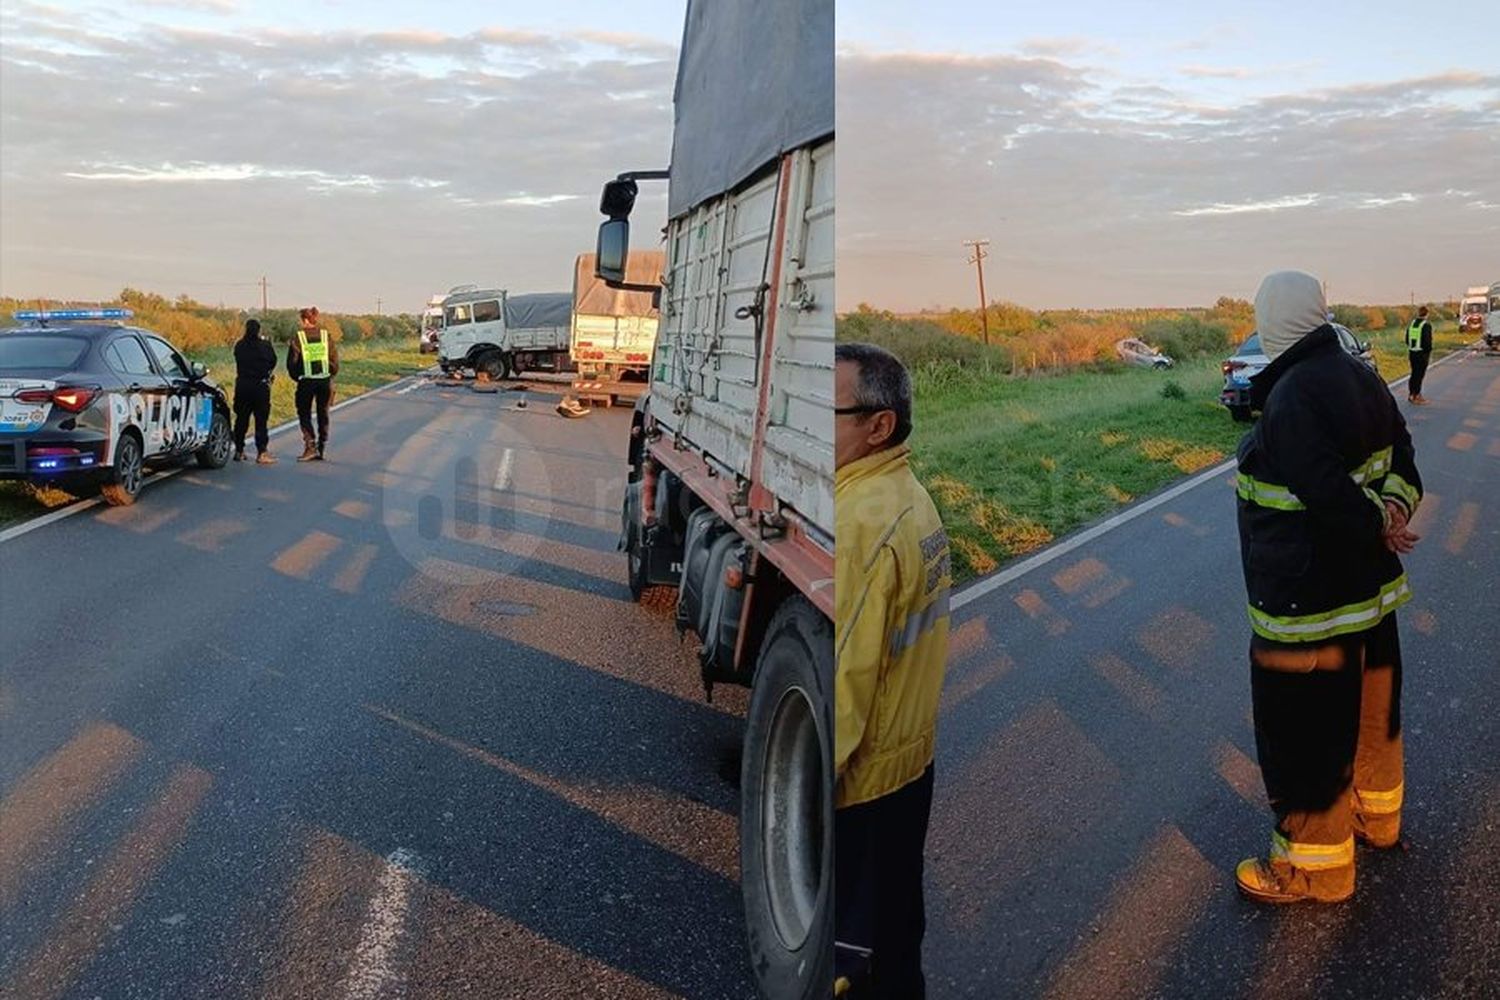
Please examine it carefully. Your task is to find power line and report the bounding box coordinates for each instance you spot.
[963,239,991,345]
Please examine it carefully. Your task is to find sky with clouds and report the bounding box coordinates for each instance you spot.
[837,0,1500,310]
[0,0,684,313]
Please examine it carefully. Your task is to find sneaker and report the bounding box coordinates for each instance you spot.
[1235,858,1353,904]
[298,444,318,462]
[256,452,277,465]
[1412,395,1431,405]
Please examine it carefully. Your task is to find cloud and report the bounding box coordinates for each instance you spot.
[1174,194,1321,217]
[837,49,1500,308]
[133,0,237,13]
[1018,37,1117,59]
[1179,64,1253,80]
[0,8,678,310]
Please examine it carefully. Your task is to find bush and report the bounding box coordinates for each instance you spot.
[1160,380,1187,401]
[1138,314,1231,360]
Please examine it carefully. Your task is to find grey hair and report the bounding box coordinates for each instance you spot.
[836,341,913,446]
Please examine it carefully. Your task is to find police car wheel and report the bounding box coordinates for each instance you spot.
[741,596,833,1000]
[100,433,144,506]
[196,410,233,469]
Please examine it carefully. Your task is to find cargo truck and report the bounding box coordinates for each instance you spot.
[437,286,572,379]
[1487,281,1500,351]
[418,294,444,354]
[1460,285,1489,336]
[570,251,664,406]
[594,1,833,996]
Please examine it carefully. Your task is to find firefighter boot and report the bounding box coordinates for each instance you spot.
[297,431,318,462]
[1353,806,1401,849]
[1235,857,1354,904]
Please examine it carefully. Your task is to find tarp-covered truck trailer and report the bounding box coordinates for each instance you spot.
[594,0,833,996]
[437,288,572,379]
[571,251,664,406]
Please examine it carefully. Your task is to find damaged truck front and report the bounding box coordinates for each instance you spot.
[594,1,834,996]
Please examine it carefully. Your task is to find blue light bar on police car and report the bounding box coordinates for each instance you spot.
[12,308,133,321]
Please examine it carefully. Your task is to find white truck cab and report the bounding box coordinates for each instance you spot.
[437,286,572,379]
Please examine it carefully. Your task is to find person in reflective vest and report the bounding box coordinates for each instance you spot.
[834,342,952,998]
[1234,270,1423,904]
[287,306,339,461]
[1405,306,1433,405]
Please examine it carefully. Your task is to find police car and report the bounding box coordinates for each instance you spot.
[0,309,234,505]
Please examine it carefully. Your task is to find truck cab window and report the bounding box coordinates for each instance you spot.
[446,305,472,326]
[472,299,502,324]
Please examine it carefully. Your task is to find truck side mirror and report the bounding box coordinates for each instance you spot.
[599,178,638,218]
[597,218,630,284]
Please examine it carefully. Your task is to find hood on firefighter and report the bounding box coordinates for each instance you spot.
[1255,270,1329,362]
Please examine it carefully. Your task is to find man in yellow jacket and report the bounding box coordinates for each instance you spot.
[834,342,952,999]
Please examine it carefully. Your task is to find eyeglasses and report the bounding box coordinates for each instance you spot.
[834,405,889,416]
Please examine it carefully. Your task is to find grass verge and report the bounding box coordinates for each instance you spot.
[0,338,426,528]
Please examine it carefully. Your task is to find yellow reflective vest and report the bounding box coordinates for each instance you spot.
[835,444,952,808]
[297,329,332,379]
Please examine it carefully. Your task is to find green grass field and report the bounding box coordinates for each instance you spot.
[878,322,1468,584]
[0,338,425,527]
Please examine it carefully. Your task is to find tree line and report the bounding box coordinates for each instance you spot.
[1,289,418,351]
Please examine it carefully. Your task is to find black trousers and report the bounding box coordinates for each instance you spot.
[1250,612,1404,894]
[1408,351,1429,396]
[836,764,935,1000]
[295,379,332,442]
[232,379,271,454]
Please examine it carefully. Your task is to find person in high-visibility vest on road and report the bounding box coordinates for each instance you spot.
[1406,306,1433,405]
[287,306,339,461]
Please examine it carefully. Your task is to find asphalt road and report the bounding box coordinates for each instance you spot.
[924,348,1500,998]
[0,375,755,999]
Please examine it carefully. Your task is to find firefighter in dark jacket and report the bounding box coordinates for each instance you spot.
[1235,270,1423,904]
[1406,305,1433,405]
[287,306,339,461]
[232,318,277,464]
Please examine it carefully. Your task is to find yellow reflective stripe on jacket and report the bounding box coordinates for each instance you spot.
[1381,472,1421,514]
[1271,831,1354,871]
[1236,473,1305,511]
[1349,446,1393,485]
[297,329,331,379]
[1248,573,1412,642]
[1355,782,1404,815]
[888,588,950,657]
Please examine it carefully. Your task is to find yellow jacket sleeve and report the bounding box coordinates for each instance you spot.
[835,543,894,780]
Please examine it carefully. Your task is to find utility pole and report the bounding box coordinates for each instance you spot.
[259,276,269,314]
[963,239,991,345]
[376,296,382,317]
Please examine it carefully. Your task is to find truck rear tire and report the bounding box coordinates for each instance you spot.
[740,597,833,1000]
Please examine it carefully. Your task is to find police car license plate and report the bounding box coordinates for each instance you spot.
[0,381,50,433]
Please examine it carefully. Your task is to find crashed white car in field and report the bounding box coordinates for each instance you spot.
[1116,338,1174,369]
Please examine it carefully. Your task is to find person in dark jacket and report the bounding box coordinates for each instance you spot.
[1405,305,1433,404]
[1234,270,1423,905]
[232,318,277,463]
[286,306,339,461]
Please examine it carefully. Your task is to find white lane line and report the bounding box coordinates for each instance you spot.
[0,374,419,546]
[951,342,1478,613]
[342,847,423,1000]
[952,460,1236,612]
[493,448,514,492]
